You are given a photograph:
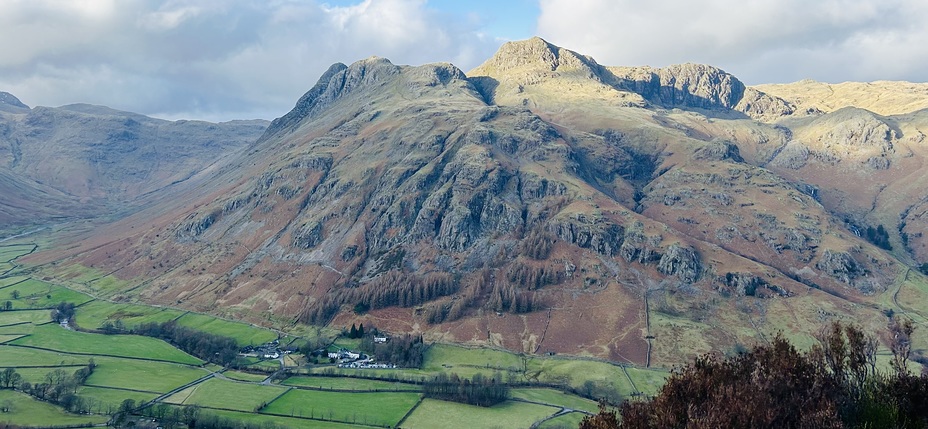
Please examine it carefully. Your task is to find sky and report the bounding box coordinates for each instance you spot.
[0,0,925,122]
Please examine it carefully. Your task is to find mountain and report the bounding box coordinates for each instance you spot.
[22,38,928,366]
[0,95,268,233]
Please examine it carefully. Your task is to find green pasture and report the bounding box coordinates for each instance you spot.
[2,278,94,309]
[0,262,12,275]
[76,385,159,414]
[262,389,421,427]
[174,312,277,346]
[0,321,35,336]
[0,244,33,262]
[537,411,588,429]
[165,377,288,412]
[0,389,109,426]
[192,408,373,429]
[11,366,88,385]
[282,375,421,391]
[0,275,28,288]
[525,357,660,397]
[10,323,203,365]
[0,334,24,344]
[624,366,670,396]
[401,398,559,429]
[86,357,208,393]
[73,299,185,330]
[422,343,667,398]
[0,309,54,326]
[511,388,599,413]
[304,367,432,383]
[424,344,524,372]
[243,358,281,372]
[222,370,270,382]
[0,344,89,367]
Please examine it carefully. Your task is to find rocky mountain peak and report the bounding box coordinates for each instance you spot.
[0,91,29,110]
[262,57,474,141]
[471,36,600,77]
[607,63,794,119]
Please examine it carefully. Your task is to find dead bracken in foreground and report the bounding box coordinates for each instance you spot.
[582,319,928,429]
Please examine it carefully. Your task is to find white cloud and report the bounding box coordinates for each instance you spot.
[0,0,498,121]
[536,0,928,85]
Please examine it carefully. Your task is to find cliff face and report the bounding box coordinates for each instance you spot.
[29,38,928,366]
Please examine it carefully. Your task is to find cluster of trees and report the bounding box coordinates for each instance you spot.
[581,319,928,429]
[131,321,239,366]
[11,360,98,414]
[423,372,509,407]
[359,334,426,368]
[345,323,366,339]
[520,229,556,259]
[864,224,892,250]
[505,261,564,290]
[300,272,459,325]
[137,404,290,429]
[50,302,76,323]
[0,368,22,389]
[486,283,540,314]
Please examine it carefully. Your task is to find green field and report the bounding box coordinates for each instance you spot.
[86,357,208,393]
[0,344,91,366]
[12,366,88,385]
[0,244,34,262]
[511,388,599,413]
[0,275,28,288]
[1,278,94,309]
[0,334,24,344]
[222,370,270,382]
[304,366,432,383]
[244,358,281,372]
[10,323,203,365]
[282,375,422,391]
[424,344,524,372]
[174,312,278,346]
[262,389,421,427]
[0,323,33,336]
[76,385,159,414]
[402,399,559,429]
[73,299,185,330]
[194,408,374,429]
[0,389,109,426]
[537,411,588,429]
[422,343,667,398]
[165,377,288,412]
[0,309,55,326]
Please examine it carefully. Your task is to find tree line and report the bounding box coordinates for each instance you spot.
[358,333,426,368]
[423,372,509,407]
[136,404,292,429]
[1,360,99,415]
[581,318,928,429]
[129,321,239,366]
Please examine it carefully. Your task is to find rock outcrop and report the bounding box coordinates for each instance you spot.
[816,249,863,284]
[657,244,702,283]
[607,64,794,120]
